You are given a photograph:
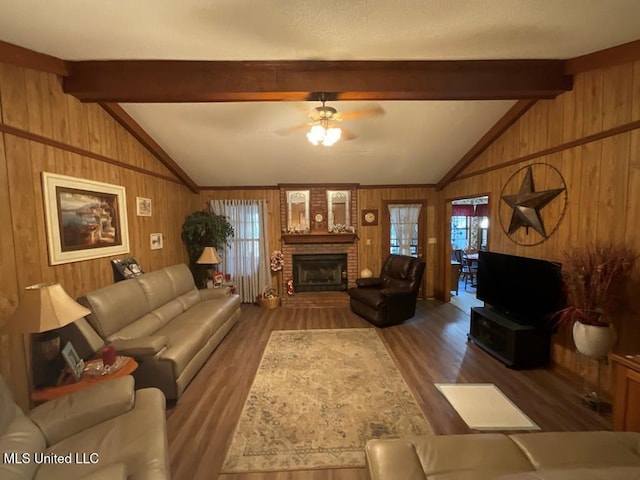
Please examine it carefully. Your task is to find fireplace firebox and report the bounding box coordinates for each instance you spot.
[292,254,348,292]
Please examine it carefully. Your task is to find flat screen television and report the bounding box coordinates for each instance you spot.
[476,251,566,325]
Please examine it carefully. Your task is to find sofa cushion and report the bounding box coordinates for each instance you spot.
[412,434,534,480]
[177,288,201,311]
[497,466,640,480]
[136,269,176,311]
[29,377,136,446]
[348,287,387,309]
[80,280,150,339]
[366,439,429,480]
[34,388,168,480]
[155,316,213,375]
[164,264,197,297]
[106,313,167,342]
[150,299,185,326]
[0,376,46,480]
[510,431,640,470]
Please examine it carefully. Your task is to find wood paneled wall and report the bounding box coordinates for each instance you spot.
[0,64,198,410]
[198,189,282,290]
[358,187,438,299]
[442,60,640,390]
[199,187,440,298]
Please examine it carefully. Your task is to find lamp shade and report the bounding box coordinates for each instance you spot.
[196,246,222,265]
[1,283,91,334]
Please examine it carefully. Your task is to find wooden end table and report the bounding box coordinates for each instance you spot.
[31,356,138,403]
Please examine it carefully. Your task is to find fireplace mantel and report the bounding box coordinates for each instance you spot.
[282,233,357,244]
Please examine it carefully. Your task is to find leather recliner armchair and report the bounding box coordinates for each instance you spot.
[0,375,169,480]
[347,254,426,327]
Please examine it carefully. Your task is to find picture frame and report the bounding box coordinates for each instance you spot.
[213,272,224,288]
[41,172,130,265]
[150,233,163,250]
[61,341,85,382]
[136,196,152,217]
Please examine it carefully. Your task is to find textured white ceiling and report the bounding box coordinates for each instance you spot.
[1,0,639,186]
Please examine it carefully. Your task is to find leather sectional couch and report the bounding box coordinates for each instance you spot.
[0,375,169,480]
[366,432,640,479]
[76,263,241,400]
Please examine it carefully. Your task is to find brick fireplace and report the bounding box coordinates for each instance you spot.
[281,241,357,307]
[279,184,358,308]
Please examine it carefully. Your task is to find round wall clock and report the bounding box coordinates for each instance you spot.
[314,213,324,223]
[362,209,378,226]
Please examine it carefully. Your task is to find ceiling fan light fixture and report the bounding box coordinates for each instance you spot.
[307,121,341,147]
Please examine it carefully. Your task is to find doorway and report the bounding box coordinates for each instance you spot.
[382,200,427,297]
[448,195,489,311]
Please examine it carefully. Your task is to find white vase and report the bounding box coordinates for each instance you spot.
[360,268,373,278]
[572,322,615,359]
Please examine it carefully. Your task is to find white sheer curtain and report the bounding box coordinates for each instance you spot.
[389,204,422,256]
[210,199,270,302]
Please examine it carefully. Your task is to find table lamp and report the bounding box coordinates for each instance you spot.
[1,283,91,388]
[196,246,222,288]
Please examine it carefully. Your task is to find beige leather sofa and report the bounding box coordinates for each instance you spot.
[77,264,241,400]
[0,375,169,480]
[366,432,640,480]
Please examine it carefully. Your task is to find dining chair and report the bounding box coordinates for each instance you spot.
[460,251,478,289]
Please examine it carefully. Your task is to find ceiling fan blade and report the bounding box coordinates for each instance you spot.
[274,123,311,136]
[337,105,385,121]
[340,128,357,141]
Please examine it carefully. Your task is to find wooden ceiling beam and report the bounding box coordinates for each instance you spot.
[0,40,68,76]
[63,60,572,103]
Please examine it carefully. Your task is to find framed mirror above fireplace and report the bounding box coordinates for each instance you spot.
[286,190,310,233]
[327,190,350,230]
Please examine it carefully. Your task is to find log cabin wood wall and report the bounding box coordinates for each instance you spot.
[441,59,640,391]
[0,63,198,410]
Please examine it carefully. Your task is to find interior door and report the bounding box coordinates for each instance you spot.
[382,200,427,297]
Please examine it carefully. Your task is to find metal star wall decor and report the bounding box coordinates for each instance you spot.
[499,163,568,246]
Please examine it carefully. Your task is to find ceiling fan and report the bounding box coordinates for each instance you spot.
[276,93,385,146]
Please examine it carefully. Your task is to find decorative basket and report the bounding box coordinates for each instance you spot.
[256,285,280,309]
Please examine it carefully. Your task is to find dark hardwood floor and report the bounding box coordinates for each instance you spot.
[166,299,611,480]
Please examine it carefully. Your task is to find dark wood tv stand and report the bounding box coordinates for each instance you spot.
[469,306,551,369]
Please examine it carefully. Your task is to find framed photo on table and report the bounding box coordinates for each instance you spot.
[61,341,85,382]
[213,272,224,288]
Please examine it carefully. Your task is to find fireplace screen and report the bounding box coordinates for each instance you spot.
[292,254,348,292]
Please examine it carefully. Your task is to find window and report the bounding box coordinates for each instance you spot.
[210,199,270,303]
[451,215,469,251]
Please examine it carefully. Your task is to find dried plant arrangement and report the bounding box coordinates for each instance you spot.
[555,241,637,327]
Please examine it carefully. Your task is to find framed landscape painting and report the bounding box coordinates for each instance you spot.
[42,172,130,265]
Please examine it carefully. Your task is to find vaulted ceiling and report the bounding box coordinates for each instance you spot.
[1,0,639,187]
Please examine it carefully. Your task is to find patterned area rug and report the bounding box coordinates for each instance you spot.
[221,328,432,473]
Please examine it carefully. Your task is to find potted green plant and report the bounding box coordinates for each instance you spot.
[181,210,234,284]
[555,241,637,359]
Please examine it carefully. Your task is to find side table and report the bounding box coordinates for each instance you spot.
[31,356,138,403]
[611,353,640,431]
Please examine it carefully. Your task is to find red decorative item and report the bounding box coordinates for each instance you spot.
[102,345,117,366]
[286,277,295,295]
